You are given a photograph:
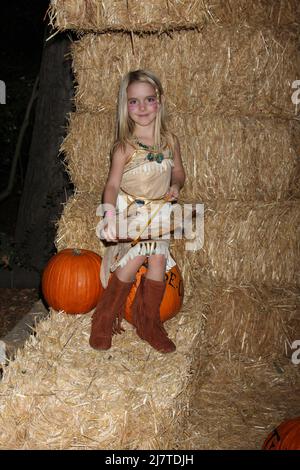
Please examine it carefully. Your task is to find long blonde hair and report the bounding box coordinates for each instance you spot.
[112,69,175,156]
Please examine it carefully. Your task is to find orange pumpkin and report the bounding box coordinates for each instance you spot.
[42,248,103,314]
[262,417,300,450]
[124,264,184,324]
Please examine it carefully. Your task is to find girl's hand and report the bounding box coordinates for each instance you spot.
[103,216,117,241]
[165,184,180,202]
[96,213,117,242]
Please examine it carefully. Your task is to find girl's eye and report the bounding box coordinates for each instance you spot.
[147,97,156,103]
[128,99,137,105]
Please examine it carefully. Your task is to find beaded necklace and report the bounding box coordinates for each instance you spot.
[134,138,165,164]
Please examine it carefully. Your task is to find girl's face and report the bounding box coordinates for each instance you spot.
[127,81,159,129]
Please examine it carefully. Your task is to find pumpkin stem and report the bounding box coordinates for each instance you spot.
[73,248,82,256]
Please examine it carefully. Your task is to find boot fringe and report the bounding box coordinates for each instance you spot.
[131,277,145,331]
[131,276,176,353]
[89,274,133,350]
[112,307,126,335]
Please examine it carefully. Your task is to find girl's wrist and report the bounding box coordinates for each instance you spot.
[104,209,116,218]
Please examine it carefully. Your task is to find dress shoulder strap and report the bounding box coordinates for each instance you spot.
[125,149,145,166]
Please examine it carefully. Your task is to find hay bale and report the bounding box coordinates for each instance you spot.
[180,354,300,449]
[176,280,300,449]
[60,111,113,193]
[0,281,297,449]
[61,111,300,200]
[0,301,48,366]
[201,281,300,359]
[70,29,299,118]
[49,0,300,33]
[38,1,300,449]
[200,200,300,286]
[0,296,202,449]
[55,190,106,258]
[178,116,300,202]
[0,0,293,452]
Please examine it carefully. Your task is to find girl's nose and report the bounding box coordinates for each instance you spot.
[139,101,146,110]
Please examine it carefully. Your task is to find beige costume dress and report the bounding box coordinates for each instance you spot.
[97,145,178,288]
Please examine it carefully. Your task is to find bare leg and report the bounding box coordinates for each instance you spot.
[115,255,147,282]
[146,254,167,281]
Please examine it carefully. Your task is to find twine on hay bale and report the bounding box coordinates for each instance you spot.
[0,297,202,450]
[70,29,299,118]
[49,0,300,33]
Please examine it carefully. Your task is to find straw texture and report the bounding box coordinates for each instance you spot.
[49,0,300,33]
[70,29,300,118]
[0,281,298,449]
[50,8,300,446]
[55,191,106,258]
[1,0,299,450]
[61,111,300,199]
[0,298,201,450]
[200,200,300,286]
[180,353,300,449]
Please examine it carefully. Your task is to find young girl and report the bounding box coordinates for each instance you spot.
[89,69,185,354]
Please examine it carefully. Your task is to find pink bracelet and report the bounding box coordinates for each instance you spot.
[105,209,116,218]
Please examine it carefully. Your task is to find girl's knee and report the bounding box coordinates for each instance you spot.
[134,255,147,266]
[148,254,167,268]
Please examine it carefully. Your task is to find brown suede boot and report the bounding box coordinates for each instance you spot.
[132,276,176,353]
[89,273,133,350]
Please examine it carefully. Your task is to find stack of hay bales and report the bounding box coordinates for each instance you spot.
[0,0,299,450]
[53,0,300,358]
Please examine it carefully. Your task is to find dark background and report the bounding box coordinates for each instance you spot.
[0,0,75,286]
[0,0,76,335]
[0,0,50,235]
[0,0,51,336]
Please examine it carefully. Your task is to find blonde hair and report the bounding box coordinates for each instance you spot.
[112,69,175,156]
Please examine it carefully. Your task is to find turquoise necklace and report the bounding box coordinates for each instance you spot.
[134,138,165,164]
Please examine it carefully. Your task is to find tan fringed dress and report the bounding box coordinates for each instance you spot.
[97,144,181,288]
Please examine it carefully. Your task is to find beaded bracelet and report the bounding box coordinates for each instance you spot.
[104,209,116,218]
